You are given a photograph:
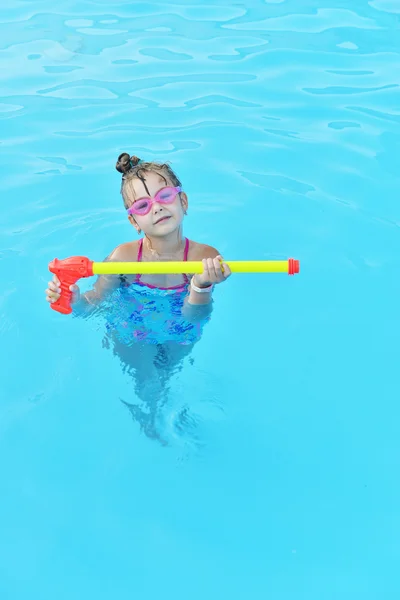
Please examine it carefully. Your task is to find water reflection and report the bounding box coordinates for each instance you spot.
[104,334,202,446]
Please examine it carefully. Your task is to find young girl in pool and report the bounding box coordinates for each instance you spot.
[46,152,231,328]
[45,153,231,443]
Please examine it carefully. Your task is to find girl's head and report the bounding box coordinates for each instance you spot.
[116,153,188,239]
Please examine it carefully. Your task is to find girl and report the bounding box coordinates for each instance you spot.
[45,153,231,442]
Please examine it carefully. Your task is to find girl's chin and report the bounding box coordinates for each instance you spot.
[150,222,182,235]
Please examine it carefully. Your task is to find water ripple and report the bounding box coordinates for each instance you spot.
[139,48,193,61]
[346,105,400,124]
[222,9,382,32]
[369,0,400,13]
[303,83,399,95]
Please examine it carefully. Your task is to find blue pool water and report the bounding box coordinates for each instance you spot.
[1,1,400,598]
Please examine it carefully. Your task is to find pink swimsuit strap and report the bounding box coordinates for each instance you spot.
[135,237,190,290]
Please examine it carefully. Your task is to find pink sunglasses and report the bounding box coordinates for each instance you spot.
[126,186,182,216]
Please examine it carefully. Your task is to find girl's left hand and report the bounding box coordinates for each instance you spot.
[194,255,231,287]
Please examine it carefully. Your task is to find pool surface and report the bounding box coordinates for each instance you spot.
[1,1,400,598]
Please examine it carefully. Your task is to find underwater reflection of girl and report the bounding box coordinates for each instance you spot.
[106,336,197,445]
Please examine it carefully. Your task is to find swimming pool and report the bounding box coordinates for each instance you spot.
[1,0,400,598]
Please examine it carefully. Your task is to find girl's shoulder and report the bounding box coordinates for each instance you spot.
[188,240,220,260]
[107,240,139,262]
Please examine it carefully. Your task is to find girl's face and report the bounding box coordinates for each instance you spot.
[125,170,187,237]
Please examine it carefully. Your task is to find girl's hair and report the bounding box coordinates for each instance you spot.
[115,152,182,209]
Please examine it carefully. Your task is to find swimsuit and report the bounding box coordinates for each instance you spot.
[104,238,210,345]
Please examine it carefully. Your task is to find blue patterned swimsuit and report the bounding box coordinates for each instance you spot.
[105,238,210,345]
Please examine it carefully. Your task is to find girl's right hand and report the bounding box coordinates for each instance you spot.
[45,274,80,305]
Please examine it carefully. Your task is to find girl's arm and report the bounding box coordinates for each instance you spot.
[73,243,136,313]
[182,245,229,320]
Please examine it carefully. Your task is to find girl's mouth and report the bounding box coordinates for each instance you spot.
[154,216,171,224]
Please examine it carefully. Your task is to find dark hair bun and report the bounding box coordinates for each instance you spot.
[116,152,141,174]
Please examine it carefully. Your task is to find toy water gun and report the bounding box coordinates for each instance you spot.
[48,256,300,314]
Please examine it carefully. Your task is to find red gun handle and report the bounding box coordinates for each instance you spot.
[48,256,94,315]
[50,275,77,314]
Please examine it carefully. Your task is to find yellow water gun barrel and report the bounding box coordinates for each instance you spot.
[92,259,300,275]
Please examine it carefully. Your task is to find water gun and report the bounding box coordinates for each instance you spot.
[48,256,300,314]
